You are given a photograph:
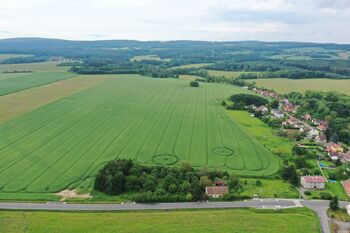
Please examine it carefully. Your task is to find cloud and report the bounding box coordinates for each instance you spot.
[0,0,349,43]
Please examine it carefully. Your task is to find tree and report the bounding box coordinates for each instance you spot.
[143,180,157,192]
[168,184,178,194]
[335,158,342,167]
[256,180,262,186]
[269,100,279,109]
[181,161,192,172]
[191,177,202,201]
[181,180,191,193]
[199,176,213,189]
[125,175,141,191]
[221,100,227,106]
[330,195,339,210]
[281,165,299,186]
[190,81,199,87]
[295,156,307,169]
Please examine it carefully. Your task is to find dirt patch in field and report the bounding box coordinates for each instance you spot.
[56,189,92,201]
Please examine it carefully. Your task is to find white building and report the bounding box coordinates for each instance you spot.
[300,176,326,190]
[271,109,284,118]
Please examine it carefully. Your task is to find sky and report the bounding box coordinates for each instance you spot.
[0,0,349,43]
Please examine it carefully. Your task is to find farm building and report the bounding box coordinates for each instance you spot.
[214,179,225,186]
[205,186,229,198]
[300,176,326,190]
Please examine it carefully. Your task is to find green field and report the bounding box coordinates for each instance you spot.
[0,208,320,233]
[169,63,212,69]
[250,78,350,94]
[0,72,76,96]
[0,74,279,194]
[0,54,32,62]
[207,70,254,79]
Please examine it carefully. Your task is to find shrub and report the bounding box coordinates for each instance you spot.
[190,81,199,87]
[304,191,311,196]
[320,192,333,200]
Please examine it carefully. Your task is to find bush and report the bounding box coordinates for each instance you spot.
[320,192,333,200]
[190,81,199,87]
[131,192,187,203]
[222,194,250,201]
[304,191,311,196]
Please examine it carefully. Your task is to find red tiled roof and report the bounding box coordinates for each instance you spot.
[205,186,229,196]
[302,176,326,183]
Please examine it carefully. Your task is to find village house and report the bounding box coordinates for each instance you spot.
[325,142,344,154]
[304,114,312,121]
[257,105,269,114]
[315,134,327,144]
[312,119,328,127]
[317,124,327,131]
[340,151,350,163]
[283,117,303,129]
[205,186,229,198]
[300,176,326,190]
[271,109,284,118]
[299,126,312,134]
[308,128,319,139]
[283,103,298,113]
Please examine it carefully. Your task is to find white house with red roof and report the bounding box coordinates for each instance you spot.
[300,176,326,189]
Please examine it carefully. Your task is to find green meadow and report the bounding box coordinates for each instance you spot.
[0,75,279,195]
[0,208,320,233]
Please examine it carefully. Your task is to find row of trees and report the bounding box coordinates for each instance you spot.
[94,159,242,202]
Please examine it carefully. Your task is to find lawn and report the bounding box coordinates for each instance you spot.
[309,182,348,201]
[0,61,68,72]
[228,110,294,158]
[249,78,350,95]
[0,75,279,195]
[240,178,299,198]
[0,208,320,233]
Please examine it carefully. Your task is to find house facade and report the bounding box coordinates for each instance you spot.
[300,176,326,189]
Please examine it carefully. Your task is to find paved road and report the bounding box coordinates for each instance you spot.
[0,199,348,233]
[0,199,295,211]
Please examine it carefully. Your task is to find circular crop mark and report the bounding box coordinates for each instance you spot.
[152,154,179,165]
[212,146,235,156]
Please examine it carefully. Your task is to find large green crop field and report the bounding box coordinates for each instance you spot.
[0,74,279,194]
[0,208,320,233]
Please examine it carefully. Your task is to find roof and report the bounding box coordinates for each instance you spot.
[343,179,350,197]
[205,186,229,196]
[302,176,326,183]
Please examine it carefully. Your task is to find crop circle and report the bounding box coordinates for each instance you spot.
[152,154,179,165]
[212,146,235,156]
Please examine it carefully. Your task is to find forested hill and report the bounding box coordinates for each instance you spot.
[1,38,350,79]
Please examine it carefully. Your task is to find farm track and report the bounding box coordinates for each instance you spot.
[0,75,280,193]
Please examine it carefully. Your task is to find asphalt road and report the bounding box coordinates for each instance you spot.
[0,199,348,233]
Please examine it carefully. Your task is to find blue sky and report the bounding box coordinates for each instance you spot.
[0,0,349,43]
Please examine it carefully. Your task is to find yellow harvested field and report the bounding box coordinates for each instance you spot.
[0,75,109,123]
[251,78,350,94]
